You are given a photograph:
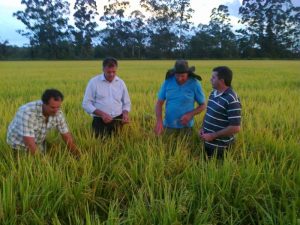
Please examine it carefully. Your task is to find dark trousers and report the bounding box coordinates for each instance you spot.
[205,146,225,160]
[92,115,123,137]
[204,142,234,160]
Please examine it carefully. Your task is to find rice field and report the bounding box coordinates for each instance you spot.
[0,60,299,224]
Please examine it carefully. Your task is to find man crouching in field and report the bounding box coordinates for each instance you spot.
[7,89,80,157]
[155,60,206,136]
[200,66,241,159]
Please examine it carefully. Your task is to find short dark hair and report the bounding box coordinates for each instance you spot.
[213,66,233,87]
[103,57,118,68]
[41,89,64,104]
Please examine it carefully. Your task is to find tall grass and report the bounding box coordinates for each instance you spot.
[0,60,299,224]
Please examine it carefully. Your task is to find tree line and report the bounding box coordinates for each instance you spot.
[1,0,299,60]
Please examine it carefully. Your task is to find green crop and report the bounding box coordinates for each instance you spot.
[0,60,299,224]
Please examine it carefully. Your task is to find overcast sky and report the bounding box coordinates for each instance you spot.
[0,0,299,46]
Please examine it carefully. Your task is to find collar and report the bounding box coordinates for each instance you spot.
[99,74,119,82]
[213,89,223,98]
[213,87,231,98]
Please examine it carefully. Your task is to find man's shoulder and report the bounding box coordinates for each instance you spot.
[17,101,41,121]
[164,76,176,85]
[89,74,102,82]
[19,100,41,112]
[188,78,202,87]
[188,77,198,83]
[165,75,175,81]
[115,76,127,86]
[224,88,240,102]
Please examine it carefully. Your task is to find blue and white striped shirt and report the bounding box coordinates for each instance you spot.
[203,88,241,149]
[82,74,131,117]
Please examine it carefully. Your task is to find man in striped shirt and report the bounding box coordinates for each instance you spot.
[200,66,241,159]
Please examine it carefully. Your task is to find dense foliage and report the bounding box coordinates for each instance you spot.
[0,0,299,59]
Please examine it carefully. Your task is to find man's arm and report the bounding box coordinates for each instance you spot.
[180,103,206,126]
[61,132,81,158]
[82,79,98,115]
[199,112,206,135]
[181,80,206,126]
[154,99,165,135]
[122,110,129,124]
[200,125,240,142]
[121,82,131,124]
[155,81,167,135]
[19,110,38,154]
[23,136,38,155]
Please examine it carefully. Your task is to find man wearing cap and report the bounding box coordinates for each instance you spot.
[82,57,131,137]
[7,89,80,157]
[200,66,241,159]
[154,60,206,135]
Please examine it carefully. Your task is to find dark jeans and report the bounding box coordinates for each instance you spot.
[92,115,123,137]
[205,146,225,160]
[204,143,233,160]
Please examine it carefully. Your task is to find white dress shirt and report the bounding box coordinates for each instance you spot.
[82,74,131,117]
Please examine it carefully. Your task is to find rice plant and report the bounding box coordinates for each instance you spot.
[0,60,299,224]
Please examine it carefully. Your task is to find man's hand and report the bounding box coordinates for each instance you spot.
[101,112,113,124]
[180,112,193,126]
[154,120,164,135]
[199,126,240,142]
[200,132,216,142]
[70,148,81,160]
[122,111,130,124]
[93,109,113,124]
[199,128,204,136]
[155,100,165,135]
[23,136,38,155]
[61,132,81,159]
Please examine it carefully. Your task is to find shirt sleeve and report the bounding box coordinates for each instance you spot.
[82,79,97,114]
[18,110,35,137]
[227,98,242,126]
[56,111,69,134]
[122,82,131,112]
[194,81,206,105]
[158,81,167,100]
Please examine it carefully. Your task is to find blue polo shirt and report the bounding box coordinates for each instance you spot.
[158,76,205,128]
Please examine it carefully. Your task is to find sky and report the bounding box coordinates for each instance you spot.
[0,0,299,46]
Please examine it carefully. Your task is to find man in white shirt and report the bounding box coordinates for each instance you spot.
[82,57,131,137]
